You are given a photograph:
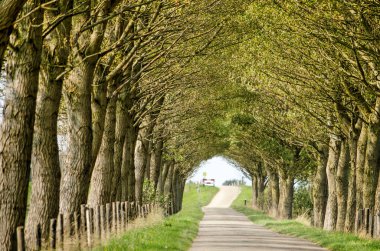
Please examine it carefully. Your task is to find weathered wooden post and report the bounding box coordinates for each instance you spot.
[86,208,93,247]
[126,201,130,224]
[64,213,73,238]
[57,213,64,248]
[120,202,126,231]
[80,204,87,232]
[50,218,57,249]
[17,226,25,251]
[94,205,101,240]
[106,203,111,237]
[376,211,380,237]
[366,208,370,234]
[100,204,105,240]
[116,201,121,233]
[73,211,80,241]
[369,210,374,236]
[244,199,247,206]
[112,202,117,232]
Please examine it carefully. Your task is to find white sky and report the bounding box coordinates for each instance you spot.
[188,156,251,186]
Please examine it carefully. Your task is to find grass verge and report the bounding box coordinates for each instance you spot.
[232,186,380,251]
[97,185,218,250]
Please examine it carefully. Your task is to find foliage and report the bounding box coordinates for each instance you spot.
[292,181,313,217]
[222,179,245,186]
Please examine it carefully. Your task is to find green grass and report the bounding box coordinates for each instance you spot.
[232,186,380,251]
[98,185,218,250]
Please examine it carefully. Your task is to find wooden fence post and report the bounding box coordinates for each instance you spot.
[112,202,117,232]
[106,203,111,237]
[130,202,134,218]
[17,226,25,251]
[64,213,73,238]
[57,213,64,248]
[100,204,105,240]
[366,208,370,234]
[376,211,380,237]
[126,201,130,224]
[50,218,57,249]
[116,201,121,233]
[81,204,87,233]
[121,202,125,231]
[73,211,80,241]
[94,205,101,240]
[86,208,93,247]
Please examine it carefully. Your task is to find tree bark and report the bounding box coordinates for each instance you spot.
[25,0,72,246]
[251,175,258,209]
[87,87,118,206]
[126,113,138,202]
[134,114,155,204]
[278,169,294,219]
[345,128,360,232]
[91,65,108,167]
[266,167,279,217]
[336,140,349,231]
[363,110,380,211]
[355,123,367,231]
[0,1,43,249]
[158,162,170,195]
[149,139,163,190]
[111,94,128,201]
[323,135,341,231]
[312,147,328,228]
[59,0,116,214]
[0,0,28,70]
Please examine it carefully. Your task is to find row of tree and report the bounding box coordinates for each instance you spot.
[1,0,379,249]
[0,0,248,249]
[164,0,380,238]
[198,0,380,236]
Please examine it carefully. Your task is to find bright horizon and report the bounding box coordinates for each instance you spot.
[188,156,250,187]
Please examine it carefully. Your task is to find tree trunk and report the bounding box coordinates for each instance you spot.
[363,119,380,211]
[111,94,128,201]
[345,129,360,232]
[164,163,174,197]
[158,162,170,195]
[59,0,115,214]
[278,169,294,219]
[91,65,108,167]
[144,140,152,180]
[258,172,265,209]
[60,60,94,213]
[149,139,163,190]
[356,124,367,210]
[266,167,279,217]
[0,0,27,69]
[25,0,71,246]
[87,90,118,206]
[323,135,341,231]
[251,175,258,209]
[134,115,155,204]
[0,1,43,249]
[355,123,367,231]
[336,140,349,231]
[312,147,328,228]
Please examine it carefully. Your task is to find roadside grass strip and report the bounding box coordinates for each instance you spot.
[232,186,380,251]
[98,185,218,250]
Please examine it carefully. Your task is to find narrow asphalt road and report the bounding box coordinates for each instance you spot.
[189,186,327,251]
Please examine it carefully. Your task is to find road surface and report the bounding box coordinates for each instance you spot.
[190,186,327,251]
